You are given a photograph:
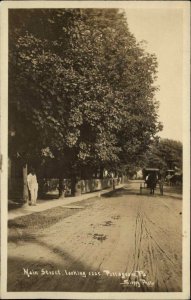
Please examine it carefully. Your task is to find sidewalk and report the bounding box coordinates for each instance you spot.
[8,184,125,220]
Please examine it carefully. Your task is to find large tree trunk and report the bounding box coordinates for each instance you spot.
[23,163,29,203]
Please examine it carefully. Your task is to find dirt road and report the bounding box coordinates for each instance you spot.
[8,182,182,292]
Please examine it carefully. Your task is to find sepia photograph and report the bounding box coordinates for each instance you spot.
[0,1,190,299]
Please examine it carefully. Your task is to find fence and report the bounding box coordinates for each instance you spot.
[80,178,114,194]
[42,177,121,196]
[9,176,125,202]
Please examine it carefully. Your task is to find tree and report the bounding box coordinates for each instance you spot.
[144,138,182,171]
[9,9,162,196]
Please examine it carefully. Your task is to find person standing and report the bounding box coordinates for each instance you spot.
[27,168,38,206]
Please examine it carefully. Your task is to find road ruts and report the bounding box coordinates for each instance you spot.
[8,182,182,292]
[131,195,181,292]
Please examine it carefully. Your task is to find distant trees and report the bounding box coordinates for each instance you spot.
[9,9,162,196]
[144,138,182,171]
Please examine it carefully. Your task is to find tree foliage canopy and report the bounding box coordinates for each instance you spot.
[144,138,182,171]
[9,8,162,178]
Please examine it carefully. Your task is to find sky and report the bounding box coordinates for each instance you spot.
[125,9,183,142]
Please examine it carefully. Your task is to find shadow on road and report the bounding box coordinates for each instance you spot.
[8,237,128,292]
[8,183,182,293]
[8,232,177,292]
[102,186,182,200]
[102,187,139,198]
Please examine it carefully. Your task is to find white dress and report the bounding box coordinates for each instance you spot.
[27,173,38,204]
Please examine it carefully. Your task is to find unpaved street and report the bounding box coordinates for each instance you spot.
[8,182,182,292]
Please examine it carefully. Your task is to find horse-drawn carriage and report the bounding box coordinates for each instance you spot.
[140,167,182,195]
[165,169,182,186]
[140,168,164,195]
